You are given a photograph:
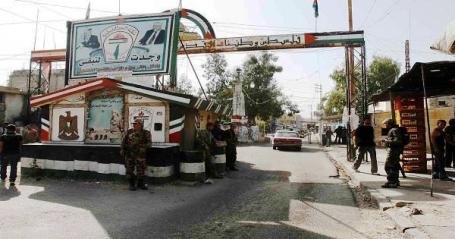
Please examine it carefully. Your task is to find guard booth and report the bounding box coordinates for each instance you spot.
[21,78,231,182]
[373,61,455,173]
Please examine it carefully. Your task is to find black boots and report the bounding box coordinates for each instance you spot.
[129,176,148,191]
[137,178,148,190]
[129,177,137,191]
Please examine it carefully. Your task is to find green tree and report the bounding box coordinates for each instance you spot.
[201,53,233,105]
[323,56,400,116]
[367,56,400,96]
[241,52,285,122]
[175,74,194,95]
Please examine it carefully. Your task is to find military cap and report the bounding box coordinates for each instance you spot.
[132,118,144,125]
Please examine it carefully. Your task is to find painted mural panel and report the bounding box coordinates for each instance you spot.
[51,107,85,142]
[128,106,165,142]
[86,96,124,144]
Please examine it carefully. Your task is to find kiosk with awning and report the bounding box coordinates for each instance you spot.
[372,61,455,176]
[21,78,231,182]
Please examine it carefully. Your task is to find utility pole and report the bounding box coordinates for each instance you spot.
[347,0,355,108]
[315,83,322,145]
[405,40,411,73]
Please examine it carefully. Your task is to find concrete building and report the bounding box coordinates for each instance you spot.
[0,86,26,124]
[8,68,65,94]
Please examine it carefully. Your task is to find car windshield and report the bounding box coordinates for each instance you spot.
[275,132,299,138]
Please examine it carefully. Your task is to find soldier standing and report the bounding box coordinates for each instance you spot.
[431,120,452,181]
[382,119,403,188]
[0,124,23,187]
[121,119,151,191]
[224,123,238,171]
[444,119,455,168]
[195,123,222,180]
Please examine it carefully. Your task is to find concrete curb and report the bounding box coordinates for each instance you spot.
[324,148,430,239]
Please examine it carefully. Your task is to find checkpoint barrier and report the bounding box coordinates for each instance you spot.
[180,150,205,182]
[212,145,226,175]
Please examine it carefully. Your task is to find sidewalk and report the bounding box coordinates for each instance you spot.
[325,144,455,239]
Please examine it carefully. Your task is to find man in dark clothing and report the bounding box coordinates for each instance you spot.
[431,120,452,180]
[211,121,225,141]
[382,119,403,188]
[325,128,333,147]
[445,119,455,168]
[224,123,238,171]
[334,126,342,144]
[353,118,378,174]
[0,124,23,187]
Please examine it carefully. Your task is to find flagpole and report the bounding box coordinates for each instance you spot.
[118,0,121,16]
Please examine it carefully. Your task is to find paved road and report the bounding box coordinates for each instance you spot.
[0,144,403,239]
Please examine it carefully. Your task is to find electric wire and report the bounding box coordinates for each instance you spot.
[0,7,64,33]
[14,0,117,14]
[179,36,208,100]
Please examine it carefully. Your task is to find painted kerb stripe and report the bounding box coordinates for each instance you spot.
[180,162,205,173]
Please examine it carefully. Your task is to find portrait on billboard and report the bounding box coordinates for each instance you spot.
[68,13,176,79]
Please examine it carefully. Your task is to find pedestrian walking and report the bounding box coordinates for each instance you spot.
[196,123,223,180]
[224,123,238,171]
[431,120,452,181]
[120,119,152,191]
[334,126,342,144]
[0,124,23,187]
[325,127,333,147]
[381,119,404,188]
[352,118,378,174]
[444,118,455,168]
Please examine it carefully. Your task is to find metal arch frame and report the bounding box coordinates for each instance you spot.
[344,45,368,161]
[27,9,368,163]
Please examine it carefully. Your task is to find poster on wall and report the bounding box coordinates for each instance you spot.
[87,96,124,144]
[128,106,165,142]
[67,13,176,79]
[51,107,85,142]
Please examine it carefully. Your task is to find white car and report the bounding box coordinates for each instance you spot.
[272,130,302,151]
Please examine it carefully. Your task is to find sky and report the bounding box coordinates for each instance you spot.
[0,0,454,118]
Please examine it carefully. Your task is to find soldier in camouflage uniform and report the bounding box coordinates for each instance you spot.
[121,119,152,191]
[195,123,222,180]
[224,123,238,171]
[382,119,403,188]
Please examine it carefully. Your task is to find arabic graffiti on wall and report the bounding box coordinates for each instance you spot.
[68,13,176,79]
[86,96,124,144]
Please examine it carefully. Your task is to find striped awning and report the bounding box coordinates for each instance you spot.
[30,78,231,116]
[190,97,231,115]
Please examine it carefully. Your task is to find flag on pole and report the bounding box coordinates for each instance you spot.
[313,0,319,18]
[85,2,91,19]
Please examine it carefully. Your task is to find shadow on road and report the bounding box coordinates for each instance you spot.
[14,156,370,238]
[0,183,21,201]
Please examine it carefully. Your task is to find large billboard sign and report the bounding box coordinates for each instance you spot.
[67,13,176,80]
